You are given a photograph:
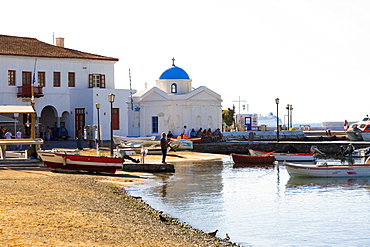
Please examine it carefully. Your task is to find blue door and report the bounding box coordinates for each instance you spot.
[245,117,252,130]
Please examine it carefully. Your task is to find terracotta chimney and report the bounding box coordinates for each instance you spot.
[55,37,64,47]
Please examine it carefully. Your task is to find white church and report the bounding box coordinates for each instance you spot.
[127,58,223,138]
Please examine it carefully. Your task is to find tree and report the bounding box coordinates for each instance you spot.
[222,108,235,127]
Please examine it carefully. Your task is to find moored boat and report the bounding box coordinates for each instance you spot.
[231,153,276,164]
[248,149,316,162]
[38,149,124,174]
[170,137,201,142]
[285,161,370,178]
[345,117,370,141]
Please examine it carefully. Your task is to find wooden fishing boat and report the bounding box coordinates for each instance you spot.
[170,137,201,142]
[38,149,124,174]
[248,149,316,162]
[285,162,370,178]
[231,153,276,164]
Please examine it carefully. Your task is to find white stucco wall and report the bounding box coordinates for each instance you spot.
[0,54,124,140]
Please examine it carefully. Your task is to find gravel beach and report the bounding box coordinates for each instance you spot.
[0,149,235,246]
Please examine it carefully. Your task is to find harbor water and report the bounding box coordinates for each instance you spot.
[126,157,370,246]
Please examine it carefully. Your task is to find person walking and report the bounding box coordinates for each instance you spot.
[45,127,52,146]
[343,120,349,131]
[160,132,168,164]
[16,129,22,150]
[5,129,12,150]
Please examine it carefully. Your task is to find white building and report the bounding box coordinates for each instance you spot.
[0,35,131,140]
[127,59,223,138]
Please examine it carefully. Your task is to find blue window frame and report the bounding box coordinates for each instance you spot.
[152,116,158,133]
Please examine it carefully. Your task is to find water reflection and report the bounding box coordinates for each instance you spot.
[232,163,275,169]
[128,158,370,246]
[141,160,225,207]
[286,176,370,188]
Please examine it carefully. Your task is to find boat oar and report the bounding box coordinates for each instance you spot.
[263,151,275,157]
[168,142,176,152]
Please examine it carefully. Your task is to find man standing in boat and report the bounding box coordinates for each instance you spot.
[160,132,168,164]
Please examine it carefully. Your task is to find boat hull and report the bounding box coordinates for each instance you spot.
[170,137,201,142]
[248,149,315,162]
[169,139,193,150]
[285,163,370,177]
[38,151,123,174]
[360,132,370,141]
[346,131,364,141]
[231,153,276,164]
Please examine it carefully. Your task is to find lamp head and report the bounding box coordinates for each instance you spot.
[275,98,279,104]
[108,93,115,103]
[95,103,100,109]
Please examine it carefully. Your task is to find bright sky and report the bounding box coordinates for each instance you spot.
[3,0,370,124]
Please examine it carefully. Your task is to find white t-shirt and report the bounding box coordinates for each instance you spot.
[16,131,22,139]
[5,132,12,139]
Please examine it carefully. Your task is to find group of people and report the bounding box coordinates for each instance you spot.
[0,126,23,150]
[166,126,223,142]
[191,127,223,142]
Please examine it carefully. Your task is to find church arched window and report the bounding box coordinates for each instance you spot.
[171,83,177,93]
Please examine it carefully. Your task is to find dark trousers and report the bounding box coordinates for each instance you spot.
[161,148,167,163]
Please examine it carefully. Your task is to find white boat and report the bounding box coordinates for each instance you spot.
[168,139,193,150]
[114,135,192,153]
[113,135,156,144]
[345,118,370,141]
[38,149,124,174]
[248,148,316,162]
[285,160,370,177]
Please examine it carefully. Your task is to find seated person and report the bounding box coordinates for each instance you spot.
[167,131,173,141]
[196,128,203,137]
[190,128,197,138]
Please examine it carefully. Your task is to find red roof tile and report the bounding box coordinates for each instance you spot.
[0,35,118,61]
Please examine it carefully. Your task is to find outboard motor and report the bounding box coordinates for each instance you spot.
[310,145,326,156]
[343,144,355,156]
[336,145,345,156]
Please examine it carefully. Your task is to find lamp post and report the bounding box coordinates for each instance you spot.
[95,103,101,145]
[108,94,115,157]
[275,98,280,142]
[286,104,290,130]
[289,104,293,129]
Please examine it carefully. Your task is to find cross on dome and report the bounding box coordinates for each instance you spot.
[172,57,175,66]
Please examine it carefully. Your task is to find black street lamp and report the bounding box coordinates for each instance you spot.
[289,104,293,129]
[95,103,101,145]
[286,104,290,130]
[275,98,280,142]
[108,93,115,156]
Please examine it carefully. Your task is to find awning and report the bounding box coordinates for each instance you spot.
[0,105,35,113]
[0,115,19,123]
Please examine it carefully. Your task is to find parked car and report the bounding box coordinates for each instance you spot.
[50,127,69,140]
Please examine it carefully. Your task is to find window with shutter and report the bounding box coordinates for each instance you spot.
[88,74,106,88]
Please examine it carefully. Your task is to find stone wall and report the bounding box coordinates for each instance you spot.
[222,131,305,141]
[193,141,370,155]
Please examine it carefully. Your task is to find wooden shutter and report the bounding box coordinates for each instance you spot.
[100,74,106,88]
[89,74,93,88]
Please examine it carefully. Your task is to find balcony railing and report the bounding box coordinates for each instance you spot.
[17,84,44,98]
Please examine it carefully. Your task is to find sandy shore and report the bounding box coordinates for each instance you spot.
[0,151,236,246]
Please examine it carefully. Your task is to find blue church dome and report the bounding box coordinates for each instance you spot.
[159,66,190,80]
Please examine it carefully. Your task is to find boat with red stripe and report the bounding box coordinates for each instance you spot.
[38,149,124,174]
[285,161,370,177]
[248,148,317,162]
